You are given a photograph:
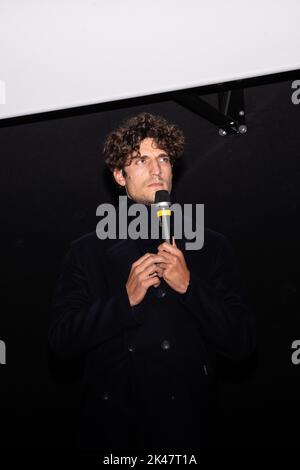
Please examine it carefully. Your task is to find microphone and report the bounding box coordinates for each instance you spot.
[154,190,173,243]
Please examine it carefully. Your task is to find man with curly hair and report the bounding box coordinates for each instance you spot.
[49,112,255,453]
[103,113,184,205]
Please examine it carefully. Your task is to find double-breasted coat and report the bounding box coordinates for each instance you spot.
[49,196,255,451]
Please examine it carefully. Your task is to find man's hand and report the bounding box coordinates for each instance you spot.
[157,237,190,294]
[126,253,165,306]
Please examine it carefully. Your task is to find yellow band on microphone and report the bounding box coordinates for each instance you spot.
[157,209,172,217]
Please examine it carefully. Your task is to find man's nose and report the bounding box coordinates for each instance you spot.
[149,158,162,175]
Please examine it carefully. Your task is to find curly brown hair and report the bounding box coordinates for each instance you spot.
[103,112,185,174]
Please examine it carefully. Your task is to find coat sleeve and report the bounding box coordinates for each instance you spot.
[179,235,256,360]
[48,241,143,360]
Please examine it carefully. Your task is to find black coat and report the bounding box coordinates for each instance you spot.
[49,198,255,451]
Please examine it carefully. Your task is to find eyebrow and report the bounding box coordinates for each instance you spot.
[132,153,168,159]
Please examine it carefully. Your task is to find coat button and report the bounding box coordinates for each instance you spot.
[128,344,136,353]
[157,288,166,298]
[161,339,170,350]
[102,392,109,400]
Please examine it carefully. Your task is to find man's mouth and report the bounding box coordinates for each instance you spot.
[147,182,164,187]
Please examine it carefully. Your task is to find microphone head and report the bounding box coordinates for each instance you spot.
[154,190,170,204]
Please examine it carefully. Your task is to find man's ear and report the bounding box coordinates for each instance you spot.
[113,168,126,187]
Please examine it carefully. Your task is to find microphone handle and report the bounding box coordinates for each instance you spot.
[160,214,172,243]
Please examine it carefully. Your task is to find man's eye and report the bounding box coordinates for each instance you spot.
[136,158,145,164]
[160,156,170,162]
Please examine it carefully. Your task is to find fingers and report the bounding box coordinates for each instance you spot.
[148,264,164,278]
[134,253,167,275]
[143,274,161,288]
[139,269,160,289]
[157,241,181,257]
[156,262,168,271]
[129,253,167,296]
[155,265,164,277]
[132,252,154,268]
[131,256,164,284]
[142,263,162,279]
[127,253,166,306]
[155,250,175,266]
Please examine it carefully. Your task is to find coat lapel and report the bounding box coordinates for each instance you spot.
[104,238,141,294]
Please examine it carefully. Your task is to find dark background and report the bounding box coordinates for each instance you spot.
[0,73,300,450]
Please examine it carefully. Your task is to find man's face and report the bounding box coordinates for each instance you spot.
[113,137,173,204]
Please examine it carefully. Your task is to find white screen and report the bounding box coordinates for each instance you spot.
[1,0,299,119]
